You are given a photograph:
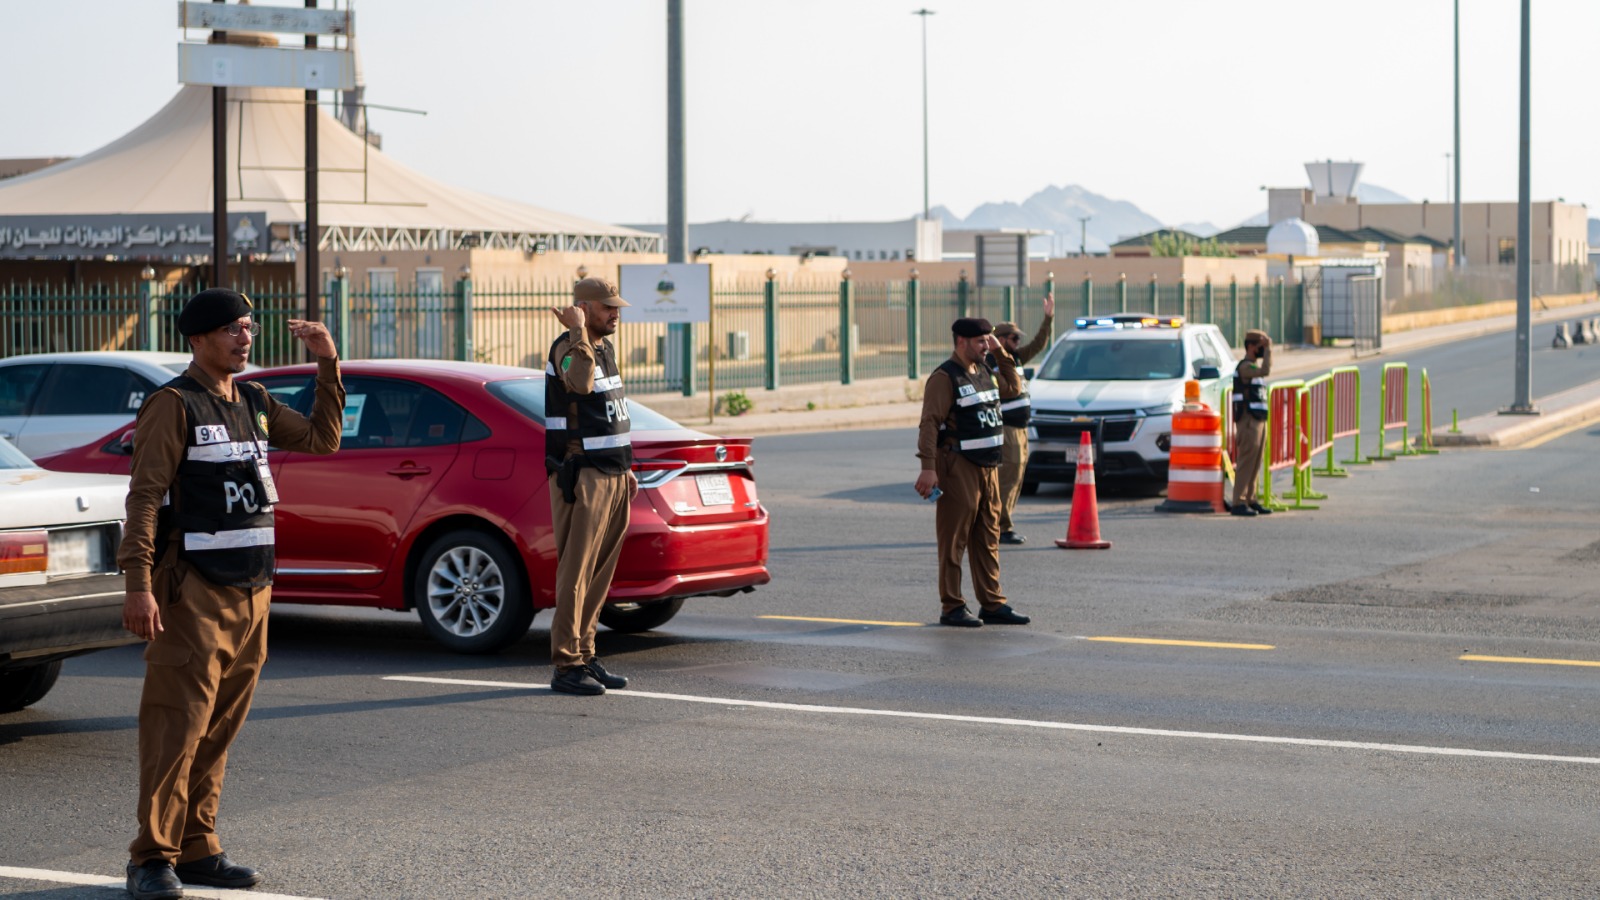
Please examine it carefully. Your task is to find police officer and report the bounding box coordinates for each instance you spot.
[119,289,344,900]
[1230,329,1273,517]
[989,292,1055,544]
[915,317,1032,627]
[545,276,639,695]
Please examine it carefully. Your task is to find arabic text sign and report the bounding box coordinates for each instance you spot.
[0,212,269,260]
[180,43,355,90]
[618,264,712,324]
[178,1,352,36]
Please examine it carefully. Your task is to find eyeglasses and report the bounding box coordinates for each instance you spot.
[219,322,260,338]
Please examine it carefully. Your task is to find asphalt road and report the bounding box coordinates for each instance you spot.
[5,395,1600,897]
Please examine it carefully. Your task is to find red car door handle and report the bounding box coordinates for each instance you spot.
[386,465,432,477]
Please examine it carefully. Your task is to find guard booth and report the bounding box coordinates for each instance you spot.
[1317,260,1384,354]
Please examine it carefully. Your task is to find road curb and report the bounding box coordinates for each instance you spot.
[1433,380,1600,448]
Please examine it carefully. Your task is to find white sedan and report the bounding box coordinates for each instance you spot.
[0,436,134,713]
[0,350,198,459]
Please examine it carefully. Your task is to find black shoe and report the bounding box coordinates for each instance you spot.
[125,860,184,900]
[978,604,1031,625]
[999,531,1027,545]
[585,658,628,690]
[173,853,260,889]
[1231,505,1258,517]
[1248,502,1274,515]
[551,667,606,695]
[939,605,984,627]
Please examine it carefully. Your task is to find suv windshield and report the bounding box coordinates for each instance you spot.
[0,437,36,469]
[487,377,682,430]
[1039,338,1185,381]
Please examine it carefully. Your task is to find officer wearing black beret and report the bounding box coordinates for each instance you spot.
[914,317,1032,627]
[118,289,346,899]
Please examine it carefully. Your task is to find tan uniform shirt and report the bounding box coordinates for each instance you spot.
[118,357,345,592]
[997,314,1053,401]
[550,326,616,457]
[917,348,1020,470]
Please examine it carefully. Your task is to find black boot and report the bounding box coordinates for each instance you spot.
[125,860,184,900]
[173,853,261,888]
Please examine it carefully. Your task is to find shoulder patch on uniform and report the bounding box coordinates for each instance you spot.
[257,411,269,436]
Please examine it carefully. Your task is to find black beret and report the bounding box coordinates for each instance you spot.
[178,289,254,336]
[951,317,993,338]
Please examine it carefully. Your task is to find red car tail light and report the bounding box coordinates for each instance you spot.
[0,530,49,575]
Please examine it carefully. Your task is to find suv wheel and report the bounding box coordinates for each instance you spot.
[0,660,63,713]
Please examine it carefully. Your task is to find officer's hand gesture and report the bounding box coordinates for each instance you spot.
[914,469,939,500]
[287,319,337,359]
[123,590,162,640]
[1043,291,1055,318]
[552,304,586,331]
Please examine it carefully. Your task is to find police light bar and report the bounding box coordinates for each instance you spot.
[1075,314,1185,330]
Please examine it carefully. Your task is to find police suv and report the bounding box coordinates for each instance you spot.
[1022,314,1236,491]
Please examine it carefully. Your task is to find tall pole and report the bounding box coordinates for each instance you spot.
[211,0,228,288]
[1079,216,1091,257]
[304,0,320,321]
[913,9,934,220]
[1453,0,1463,270]
[666,0,687,264]
[1508,0,1535,414]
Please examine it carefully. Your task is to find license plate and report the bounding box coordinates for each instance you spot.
[47,528,100,576]
[696,472,735,506]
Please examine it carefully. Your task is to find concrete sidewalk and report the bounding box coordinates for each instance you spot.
[637,296,1600,443]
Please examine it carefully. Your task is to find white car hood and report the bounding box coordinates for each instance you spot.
[0,468,130,530]
[1028,378,1183,413]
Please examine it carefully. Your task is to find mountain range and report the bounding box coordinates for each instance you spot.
[936,182,1414,253]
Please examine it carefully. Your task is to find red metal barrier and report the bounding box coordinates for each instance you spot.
[1267,383,1300,473]
[1303,376,1333,462]
[1330,367,1360,441]
[1369,362,1412,460]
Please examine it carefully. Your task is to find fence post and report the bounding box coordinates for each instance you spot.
[763,268,780,390]
[839,271,855,385]
[1081,273,1092,318]
[139,266,159,352]
[1204,276,1214,325]
[1002,284,1015,326]
[453,267,473,362]
[1118,272,1128,314]
[1228,276,1240,346]
[1253,276,1264,335]
[1149,273,1159,313]
[1044,272,1055,343]
[333,267,351,361]
[957,269,970,319]
[1177,277,1188,322]
[1275,277,1287,344]
[906,271,921,380]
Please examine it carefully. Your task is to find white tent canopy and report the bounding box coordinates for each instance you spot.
[0,84,658,255]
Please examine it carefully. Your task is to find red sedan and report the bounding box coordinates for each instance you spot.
[34,360,770,654]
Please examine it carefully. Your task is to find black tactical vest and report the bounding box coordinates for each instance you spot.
[155,375,277,588]
[989,353,1032,428]
[1232,368,1268,422]
[544,334,634,475]
[937,359,1004,467]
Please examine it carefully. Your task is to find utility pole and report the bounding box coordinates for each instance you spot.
[1506,0,1536,415]
[211,0,228,288]
[913,9,935,221]
[304,0,320,321]
[1079,216,1091,257]
[666,0,693,394]
[1453,0,1463,270]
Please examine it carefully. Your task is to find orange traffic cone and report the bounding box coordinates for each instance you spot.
[1056,431,1112,549]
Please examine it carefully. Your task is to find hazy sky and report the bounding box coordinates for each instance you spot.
[4,1,1596,231]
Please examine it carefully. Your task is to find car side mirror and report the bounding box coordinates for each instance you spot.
[1195,364,1221,380]
[117,429,136,456]
[1022,366,1036,380]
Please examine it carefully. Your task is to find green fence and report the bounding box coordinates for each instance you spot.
[1,275,1308,395]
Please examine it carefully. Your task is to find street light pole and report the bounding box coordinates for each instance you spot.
[1453,0,1463,270]
[913,9,934,221]
[1079,216,1091,257]
[1507,0,1536,415]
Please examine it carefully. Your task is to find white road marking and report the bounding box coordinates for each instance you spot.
[383,675,1600,766]
[0,865,325,899]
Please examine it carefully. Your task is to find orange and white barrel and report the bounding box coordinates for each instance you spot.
[1156,381,1226,513]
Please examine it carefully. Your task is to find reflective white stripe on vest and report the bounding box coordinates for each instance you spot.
[1170,434,1222,448]
[594,374,623,393]
[956,389,999,408]
[544,416,567,430]
[545,362,558,377]
[1167,469,1223,483]
[999,397,1031,412]
[183,527,275,552]
[186,439,269,462]
[582,433,633,450]
[958,434,1005,450]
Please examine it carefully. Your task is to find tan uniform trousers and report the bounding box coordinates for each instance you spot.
[935,449,1008,615]
[130,561,268,866]
[549,467,631,671]
[1232,414,1267,507]
[997,424,1029,533]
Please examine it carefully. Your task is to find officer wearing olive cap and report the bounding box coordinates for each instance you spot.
[118,289,344,899]
[915,317,1032,627]
[545,276,639,695]
[1230,329,1273,517]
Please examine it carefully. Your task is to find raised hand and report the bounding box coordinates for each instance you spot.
[287,319,337,359]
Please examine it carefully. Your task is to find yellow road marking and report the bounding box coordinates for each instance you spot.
[759,615,924,627]
[1503,417,1599,450]
[1086,636,1275,650]
[1461,654,1600,668]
